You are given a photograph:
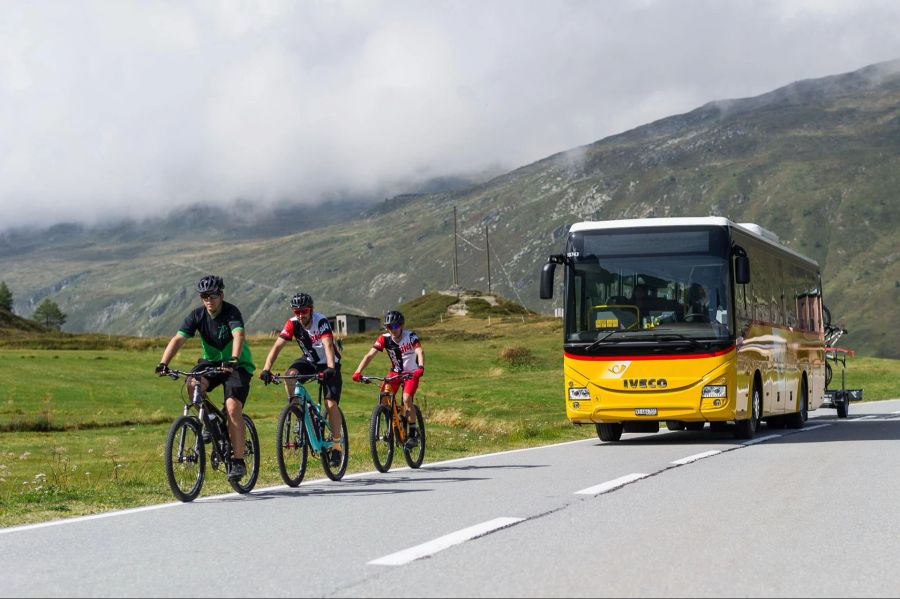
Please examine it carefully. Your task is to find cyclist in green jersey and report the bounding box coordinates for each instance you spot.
[155,275,255,481]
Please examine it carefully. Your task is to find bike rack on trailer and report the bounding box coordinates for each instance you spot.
[821,324,863,418]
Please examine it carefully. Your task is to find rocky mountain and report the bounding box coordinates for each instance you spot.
[1,59,897,357]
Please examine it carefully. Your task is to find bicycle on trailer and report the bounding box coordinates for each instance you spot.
[360,374,426,472]
[160,367,260,502]
[271,373,349,486]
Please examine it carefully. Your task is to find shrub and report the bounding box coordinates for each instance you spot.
[499,345,534,367]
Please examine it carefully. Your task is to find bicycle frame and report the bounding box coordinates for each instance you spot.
[279,375,337,455]
[365,375,412,445]
[171,369,233,467]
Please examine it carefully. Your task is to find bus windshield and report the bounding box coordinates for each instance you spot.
[565,227,733,346]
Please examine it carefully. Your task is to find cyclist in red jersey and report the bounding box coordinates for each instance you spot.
[258,292,345,467]
[352,310,425,446]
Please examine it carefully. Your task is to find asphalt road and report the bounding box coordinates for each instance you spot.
[2,399,899,598]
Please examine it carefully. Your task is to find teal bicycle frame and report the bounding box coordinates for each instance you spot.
[289,377,334,455]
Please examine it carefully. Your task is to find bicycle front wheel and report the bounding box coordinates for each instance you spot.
[369,404,394,473]
[164,415,206,502]
[229,414,260,494]
[322,406,349,481]
[403,405,426,469]
[276,403,308,487]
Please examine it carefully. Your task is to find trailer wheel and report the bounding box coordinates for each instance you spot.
[836,394,849,419]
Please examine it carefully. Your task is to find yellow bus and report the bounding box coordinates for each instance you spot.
[540,217,826,441]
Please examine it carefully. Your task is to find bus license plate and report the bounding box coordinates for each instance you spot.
[634,408,657,416]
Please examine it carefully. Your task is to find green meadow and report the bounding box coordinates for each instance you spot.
[1,315,897,528]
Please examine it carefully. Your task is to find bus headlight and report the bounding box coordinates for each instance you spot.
[568,387,590,400]
[701,385,727,398]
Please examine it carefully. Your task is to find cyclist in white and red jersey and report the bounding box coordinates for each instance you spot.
[259,292,344,467]
[352,310,425,445]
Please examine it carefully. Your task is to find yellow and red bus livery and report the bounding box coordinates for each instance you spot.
[540,217,826,441]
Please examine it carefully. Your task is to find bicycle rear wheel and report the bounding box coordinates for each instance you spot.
[322,406,349,481]
[276,403,308,487]
[229,414,260,494]
[403,405,426,469]
[369,404,394,473]
[164,415,206,502]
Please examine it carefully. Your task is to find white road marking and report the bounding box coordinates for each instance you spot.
[800,424,831,432]
[367,517,525,566]
[575,473,650,495]
[0,501,183,535]
[0,438,596,536]
[741,433,783,445]
[671,450,722,465]
[857,415,878,420]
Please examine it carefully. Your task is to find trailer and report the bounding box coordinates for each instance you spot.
[820,310,863,418]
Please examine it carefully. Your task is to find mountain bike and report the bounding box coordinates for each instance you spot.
[361,374,426,472]
[160,367,260,502]
[272,373,348,485]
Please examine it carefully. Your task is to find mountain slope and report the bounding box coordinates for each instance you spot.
[1,59,898,357]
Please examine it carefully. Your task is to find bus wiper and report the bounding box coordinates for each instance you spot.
[584,330,626,351]
[645,332,707,349]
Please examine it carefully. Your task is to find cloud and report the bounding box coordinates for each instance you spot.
[1,0,899,228]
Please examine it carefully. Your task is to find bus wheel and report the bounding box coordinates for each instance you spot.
[596,423,623,442]
[785,379,808,429]
[734,385,761,440]
[684,422,705,431]
[666,420,685,431]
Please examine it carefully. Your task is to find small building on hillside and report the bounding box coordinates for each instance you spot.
[329,313,382,337]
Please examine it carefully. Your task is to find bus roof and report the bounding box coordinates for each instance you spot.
[568,217,819,268]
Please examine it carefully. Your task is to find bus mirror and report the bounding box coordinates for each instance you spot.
[540,262,557,299]
[735,255,750,284]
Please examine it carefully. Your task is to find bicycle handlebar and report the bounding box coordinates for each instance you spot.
[271,373,323,384]
[360,374,412,384]
[164,367,228,380]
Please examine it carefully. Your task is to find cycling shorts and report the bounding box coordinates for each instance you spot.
[384,372,419,397]
[288,359,342,404]
[193,361,252,405]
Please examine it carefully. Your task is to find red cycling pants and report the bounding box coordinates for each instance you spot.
[383,373,419,397]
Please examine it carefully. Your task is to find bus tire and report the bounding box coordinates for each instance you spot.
[785,378,808,429]
[596,423,623,442]
[666,420,685,431]
[734,383,761,440]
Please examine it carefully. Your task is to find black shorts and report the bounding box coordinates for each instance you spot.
[287,359,342,403]
[193,361,252,405]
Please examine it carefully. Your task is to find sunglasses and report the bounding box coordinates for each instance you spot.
[200,292,221,300]
[292,307,312,315]
[386,323,402,330]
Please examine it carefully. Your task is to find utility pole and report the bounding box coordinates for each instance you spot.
[452,206,460,290]
[485,226,491,294]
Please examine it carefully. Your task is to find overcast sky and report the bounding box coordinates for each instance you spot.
[1,0,899,229]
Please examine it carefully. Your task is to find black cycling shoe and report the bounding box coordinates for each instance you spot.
[227,460,246,481]
[328,450,342,468]
[404,428,419,450]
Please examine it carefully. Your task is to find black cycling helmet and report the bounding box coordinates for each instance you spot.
[384,310,405,327]
[290,292,313,309]
[196,275,224,294]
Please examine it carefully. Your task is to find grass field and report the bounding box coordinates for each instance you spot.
[1,316,897,528]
